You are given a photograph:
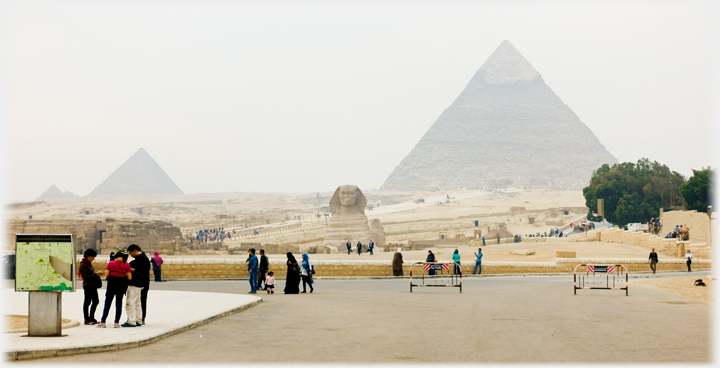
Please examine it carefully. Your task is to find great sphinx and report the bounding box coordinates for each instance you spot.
[321,185,371,250]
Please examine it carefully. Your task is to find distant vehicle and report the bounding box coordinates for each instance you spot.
[625,223,648,232]
[4,254,15,280]
[414,198,425,204]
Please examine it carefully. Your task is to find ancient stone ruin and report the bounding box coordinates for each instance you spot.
[485,222,514,239]
[90,148,184,195]
[381,40,618,191]
[7,218,188,254]
[321,185,371,250]
[368,218,386,249]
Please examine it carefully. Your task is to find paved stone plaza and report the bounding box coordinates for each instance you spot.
[12,272,712,364]
[5,288,261,360]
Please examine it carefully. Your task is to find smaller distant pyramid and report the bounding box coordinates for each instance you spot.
[90,148,184,195]
[36,185,78,201]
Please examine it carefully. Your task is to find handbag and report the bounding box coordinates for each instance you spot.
[311,265,315,275]
[93,275,102,289]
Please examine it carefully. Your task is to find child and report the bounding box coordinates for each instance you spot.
[265,271,275,294]
[98,249,132,328]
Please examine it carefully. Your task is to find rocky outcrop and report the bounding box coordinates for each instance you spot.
[381,40,617,191]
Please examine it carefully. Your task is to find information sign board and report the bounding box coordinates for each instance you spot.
[15,234,75,291]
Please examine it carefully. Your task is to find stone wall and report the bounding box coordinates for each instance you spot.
[564,227,712,259]
[83,257,710,280]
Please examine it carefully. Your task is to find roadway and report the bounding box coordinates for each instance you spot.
[13,271,713,363]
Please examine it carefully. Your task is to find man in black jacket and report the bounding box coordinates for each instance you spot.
[258,249,269,290]
[126,244,151,327]
[346,240,351,255]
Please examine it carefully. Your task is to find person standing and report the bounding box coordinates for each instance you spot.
[258,249,269,290]
[368,240,374,256]
[79,249,103,325]
[357,241,362,256]
[265,272,276,294]
[473,248,483,275]
[392,248,404,276]
[452,249,461,275]
[98,250,132,328]
[151,251,163,282]
[482,236,485,246]
[124,244,150,327]
[284,252,301,294]
[497,235,500,244]
[247,248,259,294]
[648,248,659,274]
[301,253,314,293]
[346,240,352,255]
[685,249,694,272]
[426,250,436,276]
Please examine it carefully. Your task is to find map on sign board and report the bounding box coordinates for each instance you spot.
[15,234,75,292]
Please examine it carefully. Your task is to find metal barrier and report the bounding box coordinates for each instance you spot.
[410,262,462,293]
[573,264,629,296]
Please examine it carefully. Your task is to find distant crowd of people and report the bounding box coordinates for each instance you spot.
[193,227,234,244]
[665,224,690,240]
[524,230,564,238]
[571,222,594,233]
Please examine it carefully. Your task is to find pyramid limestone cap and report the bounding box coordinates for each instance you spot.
[478,40,540,84]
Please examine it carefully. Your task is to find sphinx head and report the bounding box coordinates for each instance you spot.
[329,185,367,213]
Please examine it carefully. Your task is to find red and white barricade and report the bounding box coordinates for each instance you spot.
[574,264,628,296]
[410,262,462,293]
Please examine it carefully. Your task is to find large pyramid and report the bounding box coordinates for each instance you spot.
[381,40,617,191]
[90,148,184,195]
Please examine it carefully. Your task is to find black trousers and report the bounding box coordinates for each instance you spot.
[347,247,351,255]
[258,270,267,289]
[650,260,657,274]
[302,275,313,292]
[141,286,148,321]
[687,259,692,272]
[83,285,99,322]
[153,269,162,282]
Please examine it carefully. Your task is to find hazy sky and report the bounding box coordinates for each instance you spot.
[1,0,718,202]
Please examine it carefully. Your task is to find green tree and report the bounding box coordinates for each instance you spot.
[583,158,685,226]
[679,168,713,212]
